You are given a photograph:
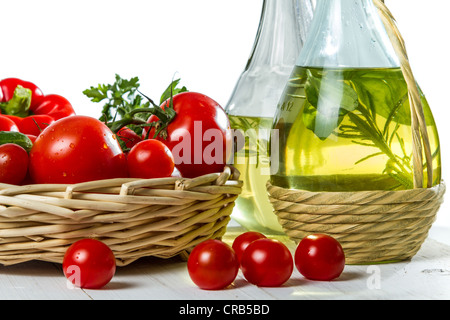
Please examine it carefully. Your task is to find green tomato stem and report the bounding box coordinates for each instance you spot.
[108,105,177,139]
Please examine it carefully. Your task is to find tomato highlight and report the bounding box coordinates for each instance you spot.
[294,234,346,281]
[0,115,19,132]
[187,239,239,290]
[232,231,267,264]
[240,238,293,287]
[0,143,29,185]
[144,92,232,178]
[62,239,116,289]
[127,139,175,179]
[29,115,128,184]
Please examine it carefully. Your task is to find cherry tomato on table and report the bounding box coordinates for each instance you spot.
[127,139,175,179]
[62,239,116,289]
[295,234,345,281]
[232,231,267,264]
[143,92,232,178]
[240,238,293,287]
[0,143,29,185]
[29,115,128,184]
[187,239,239,290]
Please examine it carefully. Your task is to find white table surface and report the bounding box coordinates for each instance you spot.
[0,220,449,301]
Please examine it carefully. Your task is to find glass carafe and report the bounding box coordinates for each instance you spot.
[271,0,441,193]
[226,0,314,235]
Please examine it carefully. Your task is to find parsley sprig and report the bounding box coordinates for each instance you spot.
[83,74,188,137]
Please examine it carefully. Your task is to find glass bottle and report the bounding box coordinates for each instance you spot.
[271,0,441,192]
[226,0,314,235]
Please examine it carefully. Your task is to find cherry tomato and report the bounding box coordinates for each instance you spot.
[29,115,128,184]
[18,114,55,137]
[143,92,232,178]
[187,239,239,290]
[0,143,29,185]
[232,231,267,264]
[127,139,175,179]
[26,134,37,143]
[295,234,345,281]
[0,78,44,109]
[1,114,22,127]
[240,238,293,287]
[62,239,116,289]
[117,127,143,150]
[32,94,76,120]
[0,115,19,132]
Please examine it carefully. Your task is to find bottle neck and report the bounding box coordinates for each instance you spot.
[247,0,312,71]
[297,0,399,68]
[225,0,314,118]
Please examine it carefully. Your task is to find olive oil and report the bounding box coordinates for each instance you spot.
[271,66,441,191]
[228,115,284,234]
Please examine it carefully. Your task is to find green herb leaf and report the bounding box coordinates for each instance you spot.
[83,74,188,138]
[304,69,358,139]
[160,78,188,104]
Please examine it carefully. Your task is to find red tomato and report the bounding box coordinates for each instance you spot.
[29,115,128,184]
[127,139,175,179]
[0,78,44,109]
[0,143,29,185]
[0,115,19,132]
[1,114,22,127]
[117,127,143,150]
[18,114,55,136]
[143,92,232,178]
[295,234,345,281]
[62,239,116,289]
[32,94,76,120]
[187,239,239,290]
[26,134,37,143]
[232,231,267,264]
[240,238,293,287]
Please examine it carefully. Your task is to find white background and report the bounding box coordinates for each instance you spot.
[0,0,448,227]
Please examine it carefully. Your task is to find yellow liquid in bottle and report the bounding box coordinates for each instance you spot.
[228,115,285,235]
[271,66,441,191]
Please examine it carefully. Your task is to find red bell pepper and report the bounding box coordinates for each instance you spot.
[33,94,75,120]
[0,78,44,112]
[0,78,76,135]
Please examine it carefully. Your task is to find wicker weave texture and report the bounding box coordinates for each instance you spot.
[267,181,446,264]
[0,166,242,266]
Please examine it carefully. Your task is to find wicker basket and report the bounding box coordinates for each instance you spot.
[266,0,446,264]
[0,166,242,266]
[267,181,446,264]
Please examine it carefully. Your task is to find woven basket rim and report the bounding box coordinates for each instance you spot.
[266,180,446,197]
[0,165,241,193]
[0,165,243,266]
[267,179,446,264]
